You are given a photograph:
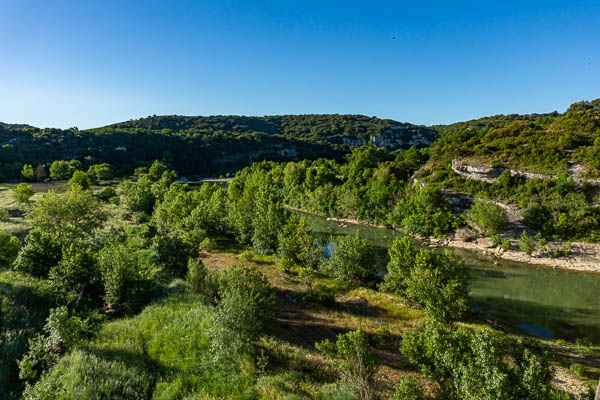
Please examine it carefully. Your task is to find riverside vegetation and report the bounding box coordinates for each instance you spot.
[0,99,599,399]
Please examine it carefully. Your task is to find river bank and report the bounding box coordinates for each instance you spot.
[285,206,600,273]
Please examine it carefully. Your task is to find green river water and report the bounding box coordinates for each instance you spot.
[297,211,600,343]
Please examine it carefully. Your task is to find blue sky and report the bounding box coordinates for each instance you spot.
[1,0,599,129]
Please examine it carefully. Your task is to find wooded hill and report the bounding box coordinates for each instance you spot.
[0,115,436,179]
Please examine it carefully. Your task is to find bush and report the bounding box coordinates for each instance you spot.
[151,234,196,277]
[186,258,219,299]
[381,237,470,324]
[208,266,276,365]
[49,160,73,181]
[321,231,376,284]
[27,186,107,244]
[400,321,554,400]
[303,283,335,306]
[467,195,509,236]
[0,230,21,266]
[316,330,380,400]
[519,230,536,255]
[48,245,101,300]
[18,306,90,384]
[569,363,585,377]
[99,242,156,315]
[13,230,62,277]
[97,186,117,202]
[0,208,9,221]
[69,170,91,190]
[13,183,34,203]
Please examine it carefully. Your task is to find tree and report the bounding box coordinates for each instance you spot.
[467,195,509,236]
[381,237,470,324]
[321,231,375,284]
[87,163,113,182]
[0,230,21,266]
[122,175,155,215]
[251,184,285,254]
[316,330,380,400]
[151,234,195,277]
[21,164,35,181]
[13,229,62,277]
[98,241,155,315]
[69,170,91,190]
[208,266,276,365]
[49,160,73,181]
[48,245,101,299]
[13,183,34,203]
[519,230,536,255]
[399,321,554,400]
[277,214,317,266]
[27,186,107,244]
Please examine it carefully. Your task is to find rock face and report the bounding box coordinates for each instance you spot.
[451,160,600,186]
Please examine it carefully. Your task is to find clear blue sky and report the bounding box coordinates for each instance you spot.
[1,0,599,129]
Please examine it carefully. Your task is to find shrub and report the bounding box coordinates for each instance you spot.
[13,183,34,203]
[277,214,315,265]
[27,186,107,244]
[400,321,554,400]
[208,266,276,365]
[13,230,62,277]
[519,230,536,255]
[467,196,509,236]
[0,208,9,221]
[49,160,73,181]
[316,330,380,400]
[186,258,219,299]
[321,231,376,284]
[98,242,156,315]
[69,170,91,190]
[87,163,113,182]
[569,363,585,377]
[97,186,117,202]
[0,230,21,266]
[501,239,511,252]
[151,234,196,277]
[303,283,335,306]
[48,245,101,299]
[381,237,470,324]
[18,306,89,384]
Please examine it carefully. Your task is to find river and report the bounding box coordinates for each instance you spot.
[296,211,600,343]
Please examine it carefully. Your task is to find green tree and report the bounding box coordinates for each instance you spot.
[467,195,509,236]
[0,230,21,266]
[399,321,554,400]
[277,214,317,266]
[49,160,73,181]
[21,164,35,181]
[316,330,380,400]
[98,241,155,315]
[321,231,375,284]
[48,245,101,299]
[87,163,113,182]
[519,230,536,255]
[13,229,63,277]
[122,175,155,215]
[27,186,106,244]
[13,183,34,203]
[381,237,470,324]
[208,266,276,365]
[251,184,285,254]
[69,170,91,190]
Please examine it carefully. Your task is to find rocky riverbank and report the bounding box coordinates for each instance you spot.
[285,206,600,273]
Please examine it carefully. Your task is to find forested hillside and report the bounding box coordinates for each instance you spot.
[0,115,436,180]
